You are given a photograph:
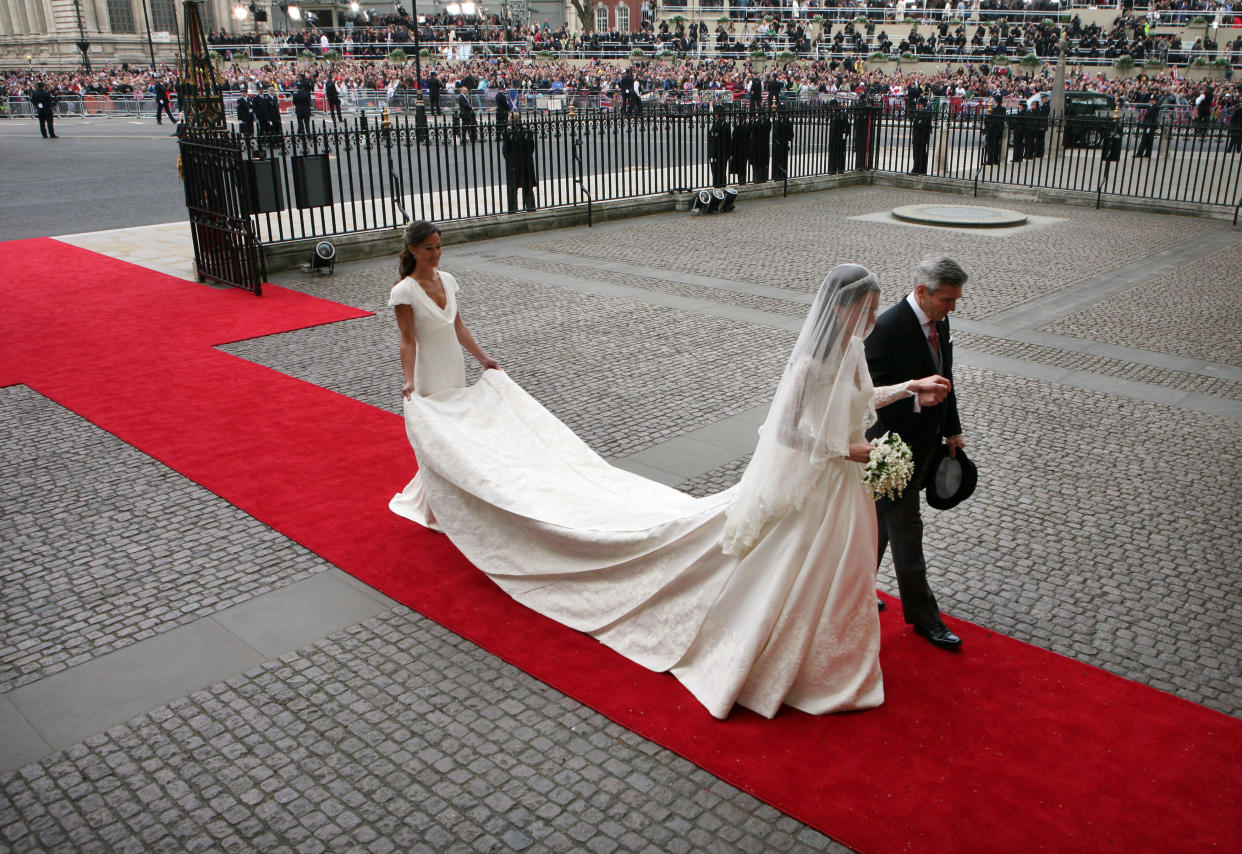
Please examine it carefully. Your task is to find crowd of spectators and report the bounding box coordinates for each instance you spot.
[5,50,1239,121]
[199,7,1242,67]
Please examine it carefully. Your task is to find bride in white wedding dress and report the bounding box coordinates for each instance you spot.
[391,262,949,719]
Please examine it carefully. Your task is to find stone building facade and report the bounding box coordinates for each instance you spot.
[0,0,223,66]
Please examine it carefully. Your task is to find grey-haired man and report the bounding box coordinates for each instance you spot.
[864,256,968,650]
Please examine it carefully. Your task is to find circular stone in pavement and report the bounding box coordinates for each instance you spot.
[891,204,1029,228]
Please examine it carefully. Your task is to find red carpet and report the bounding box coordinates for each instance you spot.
[3,238,1239,852]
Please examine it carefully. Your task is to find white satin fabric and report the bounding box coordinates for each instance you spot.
[393,370,883,720]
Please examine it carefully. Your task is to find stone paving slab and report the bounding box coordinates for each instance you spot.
[1040,237,1242,368]
[0,386,331,694]
[0,611,846,854]
[951,331,1242,402]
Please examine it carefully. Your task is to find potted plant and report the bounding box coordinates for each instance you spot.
[324,49,340,61]
[777,50,798,62]
[418,47,433,58]
[300,49,316,61]
[750,50,770,60]
[1144,58,1168,70]
[1019,53,1042,72]
[387,48,407,63]
[658,50,675,58]
[900,52,917,62]
[1113,54,1135,73]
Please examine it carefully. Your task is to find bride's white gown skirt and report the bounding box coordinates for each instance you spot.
[391,371,882,719]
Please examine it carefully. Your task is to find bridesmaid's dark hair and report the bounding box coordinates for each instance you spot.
[398,220,440,281]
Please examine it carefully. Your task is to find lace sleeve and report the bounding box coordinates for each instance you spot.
[873,381,917,411]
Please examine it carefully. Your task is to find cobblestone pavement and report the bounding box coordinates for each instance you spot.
[1040,237,1242,368]
[3,186,1241,852]
[0,387,327,694]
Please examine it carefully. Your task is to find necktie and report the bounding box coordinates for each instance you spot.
[927,322,941,370]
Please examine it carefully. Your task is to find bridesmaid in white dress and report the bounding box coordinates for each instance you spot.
[389,221,499,530]
[394,264,949,719]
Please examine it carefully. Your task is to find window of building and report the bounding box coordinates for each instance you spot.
[617,4,629,33]
[151,0,180,34]
[107,0,136,34]
[595,5,609,33]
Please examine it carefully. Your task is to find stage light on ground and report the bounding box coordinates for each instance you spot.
[306,240,336,274]
[721,188,738,212]
[690,189,712,215]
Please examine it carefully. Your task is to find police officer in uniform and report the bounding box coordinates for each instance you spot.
[30,81,57,138]
[292,80,313,135]
[236,89,255,139]
[154,77,177,125]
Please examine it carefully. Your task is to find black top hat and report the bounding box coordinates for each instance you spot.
[925,444,977,510]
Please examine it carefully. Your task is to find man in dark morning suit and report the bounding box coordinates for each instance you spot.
[864,255,969,650]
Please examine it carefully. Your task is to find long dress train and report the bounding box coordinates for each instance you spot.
[394,365,883,720]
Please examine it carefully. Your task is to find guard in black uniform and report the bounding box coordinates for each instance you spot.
[729,114,750,183]
[292,81,313,135]
[501,113,538,212]
[494,89,511,130]
[707,112,731,187]
[1009,101,1029,162]
[771,108,793,180]
[828,100,850,174]
[750,111,771,182]
[910,97,933,174]
[427,72,443,116]
[1134,100,1159,158]
[30,81,57,138]
[982,95,1005,165]
[325,76,343,124]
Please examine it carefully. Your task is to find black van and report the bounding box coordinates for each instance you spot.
[1063,90,1117,148]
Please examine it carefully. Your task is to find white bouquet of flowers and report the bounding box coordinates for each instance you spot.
[862,432,914,501]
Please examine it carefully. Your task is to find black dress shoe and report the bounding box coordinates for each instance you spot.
[914,623,962,650]
[877,599,887,612]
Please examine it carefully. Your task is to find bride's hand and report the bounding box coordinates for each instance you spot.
[402,380,415,400]
[911,375,951,406]
[847,441,874,464]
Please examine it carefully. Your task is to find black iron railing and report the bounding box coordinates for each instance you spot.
[221,105,1242,246]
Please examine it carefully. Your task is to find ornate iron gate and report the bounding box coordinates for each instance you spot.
[180,134,266,295]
